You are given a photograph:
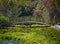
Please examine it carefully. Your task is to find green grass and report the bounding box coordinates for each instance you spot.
[0,25,60,44]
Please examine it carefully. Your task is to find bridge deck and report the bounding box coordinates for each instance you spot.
[0,21,50,28]
[12,21,50,27]
[13,21,47,25]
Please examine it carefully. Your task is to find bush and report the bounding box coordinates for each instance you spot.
[0,16,9,24]
[0,16,10,28]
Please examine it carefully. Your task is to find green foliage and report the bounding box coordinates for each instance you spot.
[0,25,60,44]
[0,0,9,9]
[0,0,38,17]
[0,16,9,24]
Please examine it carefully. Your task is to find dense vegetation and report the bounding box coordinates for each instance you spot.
[0,25,60,44]
[0,0,60,23]
[0,0,60,44]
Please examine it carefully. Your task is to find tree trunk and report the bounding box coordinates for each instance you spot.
[42,0,56,24]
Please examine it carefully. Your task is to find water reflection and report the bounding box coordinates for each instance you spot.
[0,41,21,44]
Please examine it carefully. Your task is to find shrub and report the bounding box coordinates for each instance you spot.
[0,16,9,24]
[0,16,10,28]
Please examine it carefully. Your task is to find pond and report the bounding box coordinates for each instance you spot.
[0,41,22,44]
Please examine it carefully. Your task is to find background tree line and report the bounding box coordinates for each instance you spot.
[0,0,60,24]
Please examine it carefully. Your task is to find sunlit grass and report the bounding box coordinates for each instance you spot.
[0,25,60,44]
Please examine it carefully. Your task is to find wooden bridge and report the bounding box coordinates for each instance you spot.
[12,21,47,25]
[0,21,50,28]
[11,21,50,27]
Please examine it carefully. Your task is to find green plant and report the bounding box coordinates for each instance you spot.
[0,16,9,24]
